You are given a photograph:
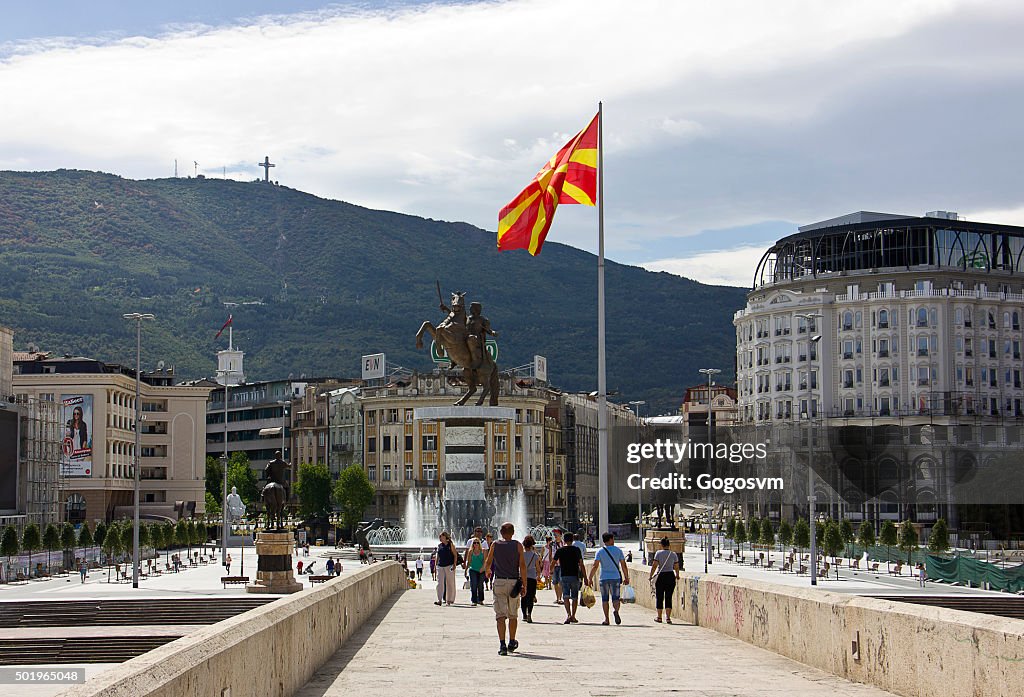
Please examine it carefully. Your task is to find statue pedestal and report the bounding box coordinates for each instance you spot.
[247,531,303,594]
[645,528,686,557]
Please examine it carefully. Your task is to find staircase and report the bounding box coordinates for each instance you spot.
[874,595,1024,620]
[0,636,177,665]
[0,598,273,628]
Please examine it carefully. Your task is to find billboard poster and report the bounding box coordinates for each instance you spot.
[61,394,93,477]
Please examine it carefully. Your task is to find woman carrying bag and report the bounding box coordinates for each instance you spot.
[649,536,680,623]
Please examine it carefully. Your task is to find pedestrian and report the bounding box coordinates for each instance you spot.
[917,562,926,587]
[553,532,588,624]
[434,531,458,606]
[550,529,565,604]
[335,560,342,576]
[483,522,528,655]
[225,553,232,575]
[484,533,495,590]
[415,555,424,580]
[297,559,303,575]
[465,538,486,606]
[626,550,633,563]
[521,535,542,623]
[648,536,679,624]
[430,553,437,580]
[327,557,335,575]
[588,532,629,626]
[79,560,87,583]
[574,530,588,553]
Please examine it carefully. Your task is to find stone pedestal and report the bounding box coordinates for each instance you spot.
[645,528,686,557]
[247,531,303,594]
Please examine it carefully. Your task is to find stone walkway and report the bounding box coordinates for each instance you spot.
[296,580,895,697]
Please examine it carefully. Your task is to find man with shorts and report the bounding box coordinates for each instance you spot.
[483,522,528,656]
[588,532,629,625]
[553,532,588,624]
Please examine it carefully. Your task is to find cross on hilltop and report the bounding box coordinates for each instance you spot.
[259,156,276,182]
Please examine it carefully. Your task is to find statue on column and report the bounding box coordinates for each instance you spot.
[225,485,246,522]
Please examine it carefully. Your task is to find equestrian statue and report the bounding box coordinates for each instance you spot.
[262,450,289,531]
[415,287,501,406]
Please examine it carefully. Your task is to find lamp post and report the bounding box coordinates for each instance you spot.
[123,312,155,589]
[796,313,822,586]
[216,371,230,567]
[628,400,645,555]
[698,368,721,573]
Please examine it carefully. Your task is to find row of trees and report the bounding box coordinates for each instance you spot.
[724,517,952,565]
[1,517,212,583]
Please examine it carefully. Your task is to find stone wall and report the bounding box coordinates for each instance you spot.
[627,563,1024,697]
[57,562,407,697]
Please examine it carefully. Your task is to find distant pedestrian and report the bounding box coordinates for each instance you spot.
[434,532,458,606]
[297,559,304,575]
[327,558,335,575]
[649,536,679,623]
[550,529,565,604]
[465,538,486,606]
[575,530,588,553]
[225,553,232,575]
[521,535,542,623]
[483,522,527,655]
[626,550,633,563]
[79,561,87,583]
[430,553,437,580]
[588,532,629,626]
[335,560,342,576]
[359,548,366,564]
[553,532,588,623]
[917,562,926,587]
[415,556,424,580]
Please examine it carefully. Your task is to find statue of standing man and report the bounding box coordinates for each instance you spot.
[225,485,246,522]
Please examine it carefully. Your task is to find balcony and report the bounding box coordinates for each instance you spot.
[493,479,518,488]
[918,379,930,386]
[843,352,854,360]
[415,478,440,488]
[332,443,353,453]
[879,379,890,387]
[878,350,889,358]
[917,349,929,357]
[843,381,854,389]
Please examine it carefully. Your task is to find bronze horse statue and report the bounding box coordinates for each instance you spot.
[415,291,500,406]
[262,451,289,530]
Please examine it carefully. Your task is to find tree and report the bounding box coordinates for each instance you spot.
[880,520,898,570]
[163,521,176,565]
[205,491,222,518]
[333,464,375,538]
[815,519,826,549]
[1,525,19,583]
[77,522,94,560]
[175,519,189,554]
[857,520,875,563]
[823,520,844,560]
[61,522,78,569]
[898,520,919,564]
[102,522,123,582]
[747,519,760,552]
[929,518,951,556]
[22,524,41,579]
[725,517,736,541]
[296,462,333,519]
[190,519,206,550]
[139,524,151,551]
[778,520,793,549]
[227,453,260,505]
[840,519,856,561]
[94,521,108,548]
[42,524,60,576]
[793,518,810,556]
[206,455,224,505]
[734,520,747,553]
[760,518,774,563]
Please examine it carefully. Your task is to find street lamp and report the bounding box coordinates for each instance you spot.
[698,368,721,574]
[628,400,646,554]
[796,312,822,586]
[123,312,155,590]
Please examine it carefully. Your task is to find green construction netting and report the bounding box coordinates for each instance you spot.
[925,554,1024,592]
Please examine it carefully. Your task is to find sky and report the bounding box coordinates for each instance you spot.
[2,0,1024,287]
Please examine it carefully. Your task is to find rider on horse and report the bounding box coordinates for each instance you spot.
[263,450,289,530]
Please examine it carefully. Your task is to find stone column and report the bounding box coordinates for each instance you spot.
[247,531,303,594]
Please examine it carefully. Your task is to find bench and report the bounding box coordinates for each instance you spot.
[869,562,879,572]
[221,576,250,588]
[780,560,791,573]
[766,560,774,570]
[851,558,860,570]
[309,575,333,585]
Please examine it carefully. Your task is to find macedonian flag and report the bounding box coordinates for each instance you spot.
[497,113,599,255]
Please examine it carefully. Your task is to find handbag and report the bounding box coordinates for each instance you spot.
[510,578,523,596]
[580,584,596,608]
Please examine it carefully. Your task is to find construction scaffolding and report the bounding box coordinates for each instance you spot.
[16,395,63,529]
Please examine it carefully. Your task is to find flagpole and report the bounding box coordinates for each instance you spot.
[597,101,609,538]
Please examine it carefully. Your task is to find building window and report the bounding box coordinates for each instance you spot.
[495,463,507,480]
[383,435,392,452]
[878,309,889,329]
[368,465,376,480]
[423,463,437,481]
[405,463,413,480]
[494,435,507,452]
[382,464,391,481]
[422,435,437,451]
[405,434,413,451]
[917,308,929,328]
[368,437,377,452]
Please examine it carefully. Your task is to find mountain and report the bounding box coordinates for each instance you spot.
[0,169,749,414]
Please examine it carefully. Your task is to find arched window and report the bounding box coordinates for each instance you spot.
[955,308,962,325]
[964,307,972,327]
[843,311,853,331]
[917,308,928,328]
[855,311,862,328]
[1015,312,1021,330]
[1005,312,1011,329]
[878,309,889,328]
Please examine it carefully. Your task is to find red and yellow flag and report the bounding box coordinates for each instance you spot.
[497,113,598,255]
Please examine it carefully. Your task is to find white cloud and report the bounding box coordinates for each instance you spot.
[643,245,769,287]
[1,0,1022,262]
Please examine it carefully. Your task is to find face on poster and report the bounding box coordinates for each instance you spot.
[61,394,93,477]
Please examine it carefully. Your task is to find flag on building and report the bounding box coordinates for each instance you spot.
[497,112,599,255]
[215,314,233,339]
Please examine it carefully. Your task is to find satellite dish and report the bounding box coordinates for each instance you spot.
[156,360,166,371]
